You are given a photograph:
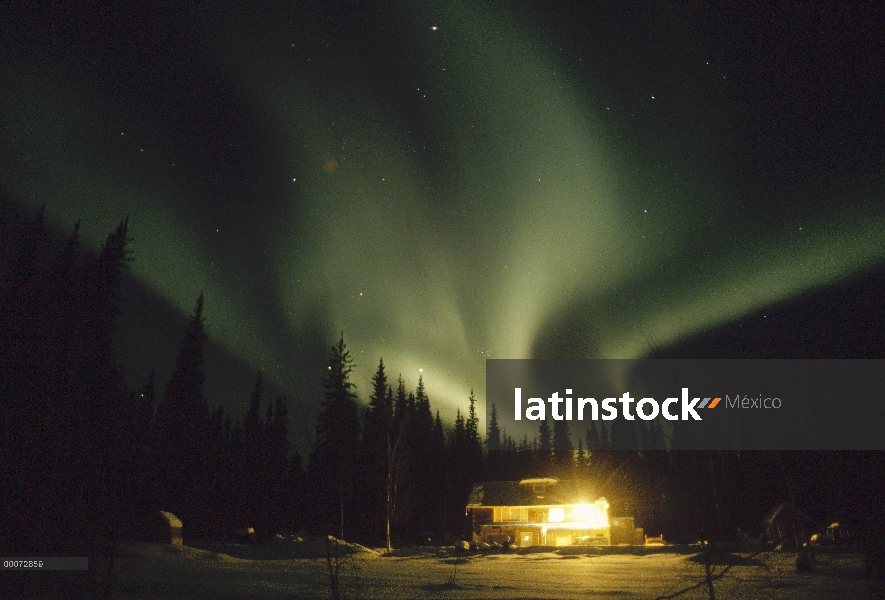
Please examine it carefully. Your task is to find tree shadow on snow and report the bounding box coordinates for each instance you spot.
[687,552,767,567]
[420,581,519,593]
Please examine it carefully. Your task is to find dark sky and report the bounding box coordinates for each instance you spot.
[2,1,883,444]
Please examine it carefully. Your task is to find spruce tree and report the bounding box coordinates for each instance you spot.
[430,411,446,536]
[361,359,392,540]
[485,403,502,480]
[412,376,435,535]
[388,376,412,542]
[464,391,483,494]
[153,294,210,534]
[486,403,501,453]
[465,390,482,460]
[445,409,467,537]
[396,390,419,537]
[77,218,132,548]
[243,372,267,532]
[308,333,359,539]
[265,396,292,535]
[393,375,408,434]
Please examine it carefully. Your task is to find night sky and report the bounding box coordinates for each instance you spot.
[2,1,883,447]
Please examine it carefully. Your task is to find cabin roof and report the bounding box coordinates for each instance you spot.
[467,478,598,507]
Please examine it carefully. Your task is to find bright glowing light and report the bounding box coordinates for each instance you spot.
[548,507,565,523]
[568,499,610,528]
[572,504,594,521]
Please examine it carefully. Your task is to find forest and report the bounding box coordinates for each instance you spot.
[1,211,882,573]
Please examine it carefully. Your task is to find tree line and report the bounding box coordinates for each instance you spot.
[0,211,488,554]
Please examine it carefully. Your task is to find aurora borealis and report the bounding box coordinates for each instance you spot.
[2,1,883,435]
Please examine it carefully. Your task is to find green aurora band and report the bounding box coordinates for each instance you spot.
[1,2,883,422]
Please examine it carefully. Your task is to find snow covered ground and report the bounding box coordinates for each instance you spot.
[108,538,883,599]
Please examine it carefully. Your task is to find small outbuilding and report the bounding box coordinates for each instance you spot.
[762,501,816,547]
[136,510,183,547]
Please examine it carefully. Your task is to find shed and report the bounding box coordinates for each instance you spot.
[762,501,816,547]
[136,510,183,547]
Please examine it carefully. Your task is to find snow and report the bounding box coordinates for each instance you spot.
[108,541,883,599]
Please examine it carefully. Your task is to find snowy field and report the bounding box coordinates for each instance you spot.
[107,539,882,600]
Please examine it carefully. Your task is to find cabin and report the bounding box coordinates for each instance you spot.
[466,478,611,547]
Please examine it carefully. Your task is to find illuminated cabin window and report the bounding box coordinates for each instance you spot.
[548,507,565,523]
[501,506,522,521]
